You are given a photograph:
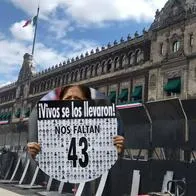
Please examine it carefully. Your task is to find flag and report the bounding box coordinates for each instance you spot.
[22,19,31,27]
[22,16,37,28]
[32,16,37,26]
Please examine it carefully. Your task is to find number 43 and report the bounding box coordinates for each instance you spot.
[68,137,89,168]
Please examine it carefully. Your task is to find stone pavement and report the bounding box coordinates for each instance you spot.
[0,183,73,196]
[0,188,22,196]
[0,183,41,196]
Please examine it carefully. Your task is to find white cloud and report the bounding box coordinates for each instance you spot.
[0,81,12,88]
[60,39,100,61]
[33,43,67,69]
[10,20,34,41]
[0,32,5,40]
[0,35,67,73]
[8,0,168,42]
[0,37,30,85]
[9,0,168,24]
[9,0,62,19]
[0,30,99,86]
[33,39,99,68]
[48,19,73,39]
[66,0,168,23]
[0,39,27,66]
[1,0,170,87]
[61,39,98,52]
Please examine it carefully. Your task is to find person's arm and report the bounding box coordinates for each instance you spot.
[114,112,125,155]
[28,107,40,159]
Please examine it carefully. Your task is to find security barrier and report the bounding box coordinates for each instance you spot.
[1,98,196,195]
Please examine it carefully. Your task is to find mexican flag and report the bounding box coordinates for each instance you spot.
[23,16,37,27]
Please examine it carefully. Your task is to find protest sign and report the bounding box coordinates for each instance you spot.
[37,100,118,183]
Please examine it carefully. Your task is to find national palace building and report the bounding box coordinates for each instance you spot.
[0,0,196,150]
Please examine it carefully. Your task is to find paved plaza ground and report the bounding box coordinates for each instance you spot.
[0,183,73,196]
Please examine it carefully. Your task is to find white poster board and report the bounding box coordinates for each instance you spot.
[37,100,118,183]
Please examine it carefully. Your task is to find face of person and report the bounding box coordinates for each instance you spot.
[62,86,86,100]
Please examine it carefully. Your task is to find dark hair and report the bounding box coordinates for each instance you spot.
[59,85,91,100]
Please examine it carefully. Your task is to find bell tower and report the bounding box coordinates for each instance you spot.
[17,53,35,82]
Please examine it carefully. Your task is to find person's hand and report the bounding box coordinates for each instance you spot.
[27,142,41,159]
[113,135,125,154]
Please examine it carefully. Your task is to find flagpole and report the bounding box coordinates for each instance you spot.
[31,4,40,56]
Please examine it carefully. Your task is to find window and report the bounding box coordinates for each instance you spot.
[122,55,127,67]
[90,65,94,77]
[15,109,21,118]
[107,59,112,72]
[160,43,164,55]
[129,52,134,65]
[80,69,83,79]
[50,80,53,88]
[71,72,75,81]
[24,108,30,117]
[97,63,102,75]
[135,50,140,64]
[114,57,119,70]
[150,74,156,87]
[173,41,180,52]
[194,67,196,78]
[131,86,142,101]
[57,77,61,86]
[84,67,88,79]
[109,91,116,103]
[190,34,194,47]
[164,77,181,96]
[86,67,91,78]
[173,6,178,16]
[75,71,78,81]
[118,89,128,103]
[55,78,58,87]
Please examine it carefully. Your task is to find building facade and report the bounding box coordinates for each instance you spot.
[0,0,196,150]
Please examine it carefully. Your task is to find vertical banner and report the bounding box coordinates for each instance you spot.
[37,100,118,183]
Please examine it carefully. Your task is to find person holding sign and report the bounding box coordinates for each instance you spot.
[27,85,125,158]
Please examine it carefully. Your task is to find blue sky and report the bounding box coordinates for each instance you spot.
[0,0,168,86]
